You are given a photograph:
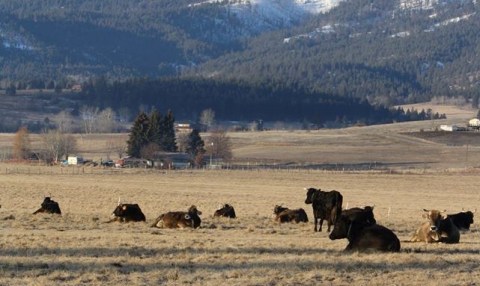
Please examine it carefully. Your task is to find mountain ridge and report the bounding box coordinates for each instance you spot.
[0,0,479,108]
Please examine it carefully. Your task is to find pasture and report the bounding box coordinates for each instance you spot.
[1,103,479,285]
[1,166,479,285]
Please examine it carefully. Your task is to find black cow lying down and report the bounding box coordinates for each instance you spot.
[342,206,376,225]
[33,197,61,215]
[108,203,146,223]
[329,213,400,252]
[273,205,308,223]
[214,204,236,218]
[447,211,475,231]
[151,205,202,229]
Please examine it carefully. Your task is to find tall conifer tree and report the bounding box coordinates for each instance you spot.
[127,112,149,157]
[161,110,177,152]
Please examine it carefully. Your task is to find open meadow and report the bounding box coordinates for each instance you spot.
[1,167,479,285]
[1,103,480,285]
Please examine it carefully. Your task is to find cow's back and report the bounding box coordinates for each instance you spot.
[160,211,192,228]
[348,224,401,252]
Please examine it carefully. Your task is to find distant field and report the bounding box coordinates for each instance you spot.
[1,104,480,285]
[0,102,477,170]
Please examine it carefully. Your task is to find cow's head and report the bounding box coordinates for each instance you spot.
[423,209,446,231]
[329,215,351,240]
[188,205,202,216]
[273,205,288,215]
[463,211,475,225]
[112,204,132,217]
[217,204,231,211]
[304,188,318,204]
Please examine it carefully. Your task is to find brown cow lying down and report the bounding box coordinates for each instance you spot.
[214,204,236,218]
[410,209,460,244]
[33,197,61,215]
[329,213,400,252]
[273,205,308,223]
[151,205,202,229]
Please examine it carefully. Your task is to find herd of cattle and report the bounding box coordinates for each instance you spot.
[31,187,475,252]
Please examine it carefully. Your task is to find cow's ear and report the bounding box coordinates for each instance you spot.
[441,210,447,218]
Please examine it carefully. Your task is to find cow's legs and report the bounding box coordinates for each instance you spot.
[318,218,323,232]
[313,216,318,232]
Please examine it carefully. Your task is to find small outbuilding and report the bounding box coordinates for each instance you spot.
[67,156,84,165]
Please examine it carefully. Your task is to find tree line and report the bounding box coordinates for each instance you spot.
[81,77,445,127]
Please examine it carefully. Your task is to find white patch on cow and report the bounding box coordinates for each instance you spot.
[185,214,191,220]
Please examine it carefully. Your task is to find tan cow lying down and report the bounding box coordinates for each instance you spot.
[410,209,460,244]
[151,205,202,229]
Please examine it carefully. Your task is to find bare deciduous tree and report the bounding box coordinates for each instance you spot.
[80,105,100,134]
[140,143,161,160]
[206,130,233,163]
[53,110,75,133]
[97,107,117,133]
[13,126,30,160]
[106,138,127,159]
[41,130,77,163]
[200,108,215,130]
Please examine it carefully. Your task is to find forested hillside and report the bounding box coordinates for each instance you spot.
[0,0,477,127]
[189,0,480,106]
[80,77,443,127]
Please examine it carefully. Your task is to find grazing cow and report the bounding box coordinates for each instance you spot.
[410,209,460,244]
[329,214,400,252]
[214,204,236,218]
[447,211,475,231]
[151,205,202,229]
[108,203,146,222]
[33,197,61,215]
[273,205,308,223]
[304,187,343,232]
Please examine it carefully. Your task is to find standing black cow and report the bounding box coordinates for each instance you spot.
[108,203,146,222]
[33,197,61,215]
[447,211,475,231]
[329,214,400,252]
[214,204,236,218]
[304,187,343,232]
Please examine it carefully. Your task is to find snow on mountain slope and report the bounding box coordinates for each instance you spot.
[191,0,344,31]
[192,0,344,14]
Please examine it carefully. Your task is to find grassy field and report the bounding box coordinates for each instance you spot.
[1,166,479,285]
[1,103,479,285]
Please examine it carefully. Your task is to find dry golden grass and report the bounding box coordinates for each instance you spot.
[1,165,479,286]
[1,103,479,285]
